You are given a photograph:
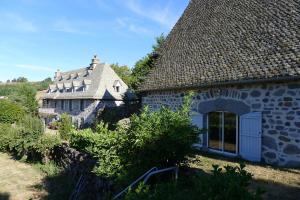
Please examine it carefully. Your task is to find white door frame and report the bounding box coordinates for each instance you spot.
[207,111,239,156]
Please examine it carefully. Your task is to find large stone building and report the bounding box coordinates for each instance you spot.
[139,0,300,166]
[40,55,133,128]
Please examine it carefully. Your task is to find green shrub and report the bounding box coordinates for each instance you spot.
[96,103,140,130]
[70,128,98,152]
[34,134,62,162]
[58,113,73,140]
[0,99,25,123]
[125,183,150,200]
[70,93,200,182]
[70,122,126,179]
[34,161,62,177]
[18,114,44,135]
[10,116,44,156]
[3,83,38,114]
[125,164,264,200]
[0,123,20,151]
[0,115,44,157]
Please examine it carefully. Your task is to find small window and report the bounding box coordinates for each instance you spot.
[69,100,73,111]
[115,86,120,93]
[80,100,85,111]
[61,100,65,110]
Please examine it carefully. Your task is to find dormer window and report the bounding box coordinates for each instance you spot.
[74,73,79,79]
[113,80,122,93]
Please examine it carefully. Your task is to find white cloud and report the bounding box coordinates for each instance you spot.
[115,18,152,35]
[0,13,38,32]
[123,0,177,28]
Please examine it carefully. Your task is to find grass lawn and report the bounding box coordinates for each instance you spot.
[188,152,300,200]
[0,153,47,200]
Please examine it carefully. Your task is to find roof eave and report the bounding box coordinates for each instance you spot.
[138,76,300,93]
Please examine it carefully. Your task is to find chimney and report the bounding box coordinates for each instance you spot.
[55,69,61,79]
[89,54,100,70]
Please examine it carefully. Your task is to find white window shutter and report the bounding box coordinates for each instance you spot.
[191,112,204,148]
[239,112,262,162]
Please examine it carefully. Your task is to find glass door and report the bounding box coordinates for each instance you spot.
[208,112,222,151]
[208,112,238,155]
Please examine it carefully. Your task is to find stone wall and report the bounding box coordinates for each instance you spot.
[47,99,120,127]
[51,143,110,200]
[142,81,300,167]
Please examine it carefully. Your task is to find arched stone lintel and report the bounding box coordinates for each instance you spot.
[197,98,250,115]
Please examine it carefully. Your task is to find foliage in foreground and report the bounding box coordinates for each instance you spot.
[125,164,264,200]
[70,93,199,182]
[0,115,62,160]
[58,113,73,140]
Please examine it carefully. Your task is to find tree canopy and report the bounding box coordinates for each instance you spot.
[111,64,132,86]
[130,34,166,91]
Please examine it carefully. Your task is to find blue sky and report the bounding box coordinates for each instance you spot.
[0,0,189,82]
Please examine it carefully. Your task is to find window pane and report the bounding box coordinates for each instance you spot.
[224,112,237,153]
[208,112,222,150]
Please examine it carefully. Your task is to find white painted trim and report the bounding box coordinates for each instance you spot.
[207,111,239,156]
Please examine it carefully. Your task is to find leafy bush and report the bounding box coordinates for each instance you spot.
[125,164,264,200]
[0,123,20,151]
[70,122,126,179]
[5,83,38,114]
[70,93,200,182]
[0,99,25,123]
[34,161,62,177]
[18,114,44,135]
[125,105,198,171]
[0,115,61,161]
[34,134,62,162]
[96,103,140,130]
[6,116,44,156]
[7,115,45,156]
[58,113,73,140]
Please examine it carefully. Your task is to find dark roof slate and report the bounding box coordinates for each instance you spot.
[139,0,300,92]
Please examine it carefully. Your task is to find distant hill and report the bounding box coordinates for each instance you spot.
[0,78,52,95]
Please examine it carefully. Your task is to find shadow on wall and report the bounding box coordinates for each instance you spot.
[0,193,10,200]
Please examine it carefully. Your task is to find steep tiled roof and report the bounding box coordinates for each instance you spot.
[139,0,300,92]
[43,56,130,100]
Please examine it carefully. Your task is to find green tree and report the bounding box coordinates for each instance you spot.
[16,77,28,82]
[8,84,38,114]
[0,83,39,114]
[34,77,53,91]
[131,34,166,90]
[0,99,25,124]
[111,64,132,86]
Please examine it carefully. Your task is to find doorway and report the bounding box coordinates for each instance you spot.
[207,111,238,155]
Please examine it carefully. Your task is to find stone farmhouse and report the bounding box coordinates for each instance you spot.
[39,55,133,128]
[139,0,300,167]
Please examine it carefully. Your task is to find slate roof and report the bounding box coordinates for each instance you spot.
[43,55,130,100]
[139,0,300,92]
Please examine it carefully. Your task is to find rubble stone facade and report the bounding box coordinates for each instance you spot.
[142,81,300,167]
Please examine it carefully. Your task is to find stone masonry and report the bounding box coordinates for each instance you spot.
[142,81,300,167]
[47,99,118,127]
